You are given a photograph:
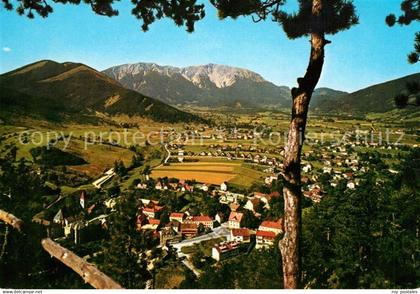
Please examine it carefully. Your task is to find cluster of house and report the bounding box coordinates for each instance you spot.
[212,213,283,261]
[167,141,283,166]
[134,181,285,262]
[135,199,215,246]
[147,178,233,196]
[151,180,279,215]
[300,145,365,192]
[168,128,258,141]
[162,136,393,209]
[159,213,215,246]
[217,189,281,216]
[52,208,87,244]
[261,144,372,202]
[303,145,361,169]
[153,179,195,192]
[170,149,282,166]
[303,187,323,203]
[208,187,284,261]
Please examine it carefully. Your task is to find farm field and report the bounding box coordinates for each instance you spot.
[151,160,265,187]
[152,169,236,185]
[55,139,135,177]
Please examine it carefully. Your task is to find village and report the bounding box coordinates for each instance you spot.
[50,178,284,275]
[44,124,408,278]
[0,105,416,289]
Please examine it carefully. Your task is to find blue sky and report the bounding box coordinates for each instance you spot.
[0,0,418,92]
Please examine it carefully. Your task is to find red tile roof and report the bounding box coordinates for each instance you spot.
[170,212,184,218]
[143,206,163,213]
[214,241,240,253]
[228,212,243,222]
[148,219,161,225]
[181,223,198,232]
[260,219,282,230]
[191,215,213,222]
[231,228,250,237]
[256,230,276,238]
[311,188,322,195]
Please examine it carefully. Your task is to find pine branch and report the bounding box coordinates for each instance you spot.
[41,238,124,289]
[0,209,23,231]
[0,209,123,289]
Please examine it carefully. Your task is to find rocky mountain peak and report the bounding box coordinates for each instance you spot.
[180,63,265,88]
[105,62,266,89]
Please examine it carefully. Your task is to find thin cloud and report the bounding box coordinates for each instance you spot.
[2,47,12,52]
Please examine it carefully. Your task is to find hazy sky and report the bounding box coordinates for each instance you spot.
[0,0,418,92]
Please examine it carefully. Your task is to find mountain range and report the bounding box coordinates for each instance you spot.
[103,63,291,107]
[0,60,201,123]
[103,62,420,114]
[0,60,418,124]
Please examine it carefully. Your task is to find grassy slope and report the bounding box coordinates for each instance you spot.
[0,60,203,124]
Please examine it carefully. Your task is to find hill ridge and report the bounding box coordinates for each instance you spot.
[0,60,201,123]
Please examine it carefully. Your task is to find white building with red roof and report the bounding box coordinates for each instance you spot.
[212,241,240,261]
[258,219,283,235]
[230,228,251,243]
[256,230,277,249]
[185,215,214,229]
[169,212,185,223]
[142,205,163,219]
[228,211,243,229]
[140,218,160,231]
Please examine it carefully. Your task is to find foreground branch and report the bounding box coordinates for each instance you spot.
[41,238,123,289]
[0,209,23,231]
[0,209,123,288]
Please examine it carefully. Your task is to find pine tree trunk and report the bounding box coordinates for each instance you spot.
[0,209,23,231]
[279,0,328,289]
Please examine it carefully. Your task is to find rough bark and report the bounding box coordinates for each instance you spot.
[41,238,123,289]
[279,0,328,289]
[0,209,23,231]
[0,209,123,288]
